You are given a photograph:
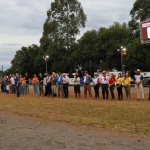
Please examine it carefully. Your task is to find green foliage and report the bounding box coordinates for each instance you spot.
[40,0,87,73]
[9,44,45,76]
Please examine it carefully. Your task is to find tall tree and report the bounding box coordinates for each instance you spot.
[40,0,87,72]
[129,0,150,34]
[128,0,150,72]
[9,45,45,76]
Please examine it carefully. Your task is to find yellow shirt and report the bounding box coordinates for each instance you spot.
[116,77,123,85]
[123,77,131,86]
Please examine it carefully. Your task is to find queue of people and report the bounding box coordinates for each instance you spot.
[0,69,147,100]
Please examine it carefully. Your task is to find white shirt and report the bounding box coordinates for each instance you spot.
[100,75,109,84]
[46,76,51,83]
[63,76,69,84]
[134,74,143,83]
[73,77,80,85]
[10,77,15,85]
[93,77,100,85]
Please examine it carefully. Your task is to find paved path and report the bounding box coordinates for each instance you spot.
[0,113,150,150]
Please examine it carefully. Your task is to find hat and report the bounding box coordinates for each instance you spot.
[94,73,98,75]
[102,71,106,73]
[75,73,78,76]
[136,69,141,72]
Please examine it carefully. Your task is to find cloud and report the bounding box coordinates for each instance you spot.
[0,0,135,70]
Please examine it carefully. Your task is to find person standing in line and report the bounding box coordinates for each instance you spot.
[116,73,123,100]
[83,70,92,99]
[38,73,44,96]
[46,72,52,97]
[56,72,64,98]
[100,71,109,100]
[50,72,57,97]
[123,72,131,100]
[10,74,16,94]
[108,73,116,100]
[73,73,81,98]
[15,72,20,97]
[32,74,38,96]
[62,73,69,98]
[19,74,24,94]
[25,72,30,94]
[93,73,100,99]
[133,69,144,100]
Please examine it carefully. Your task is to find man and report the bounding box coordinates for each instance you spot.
[133,69,144,100]
[62,73,69,98]
[25,72,29,94]
[100,71,109,99]
[15,72,20,97]
[83,70,92,98]
[50,72,57,97]
[45,72,52,96]
[10,74,16,94]
[56,72,64,98]
[73,73,81,98]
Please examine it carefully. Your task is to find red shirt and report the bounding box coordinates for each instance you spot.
[109,77,116,84]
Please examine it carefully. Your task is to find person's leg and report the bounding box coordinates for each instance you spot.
[135,84,140,100]
[101,85,105,99]
[74,85,77,98]
[139,84,144,99]
[128,86,131,99]
[124,86,128,99]
[94,86,96,98]
[84,85,87,98]
[66,84,69,98]
[63,84,66,98]
[105,85,109,99]
[87,85,92,97]
[77,85,81,98]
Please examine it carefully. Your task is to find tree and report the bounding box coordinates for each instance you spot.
[10,44,45,76]
[127,0,150,72]
[129,0,150,34]
[40,0,87,73]
[97,22,133,71]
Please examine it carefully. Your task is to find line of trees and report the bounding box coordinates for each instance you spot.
[7,0,150,77]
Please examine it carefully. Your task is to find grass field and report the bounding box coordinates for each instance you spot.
[0,86,150,137]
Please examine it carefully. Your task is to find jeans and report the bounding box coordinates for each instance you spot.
[63,83,69,98]
[109,85,115,99]
[117,84,123,99]
[124,85,131,99]
[25,84,30,94]
[101,84,109,99]
[16,84,20,97]
[94,84,99,98]
[33,83,38,95]
[39,84,44,95]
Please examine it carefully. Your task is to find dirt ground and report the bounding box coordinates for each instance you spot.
[0,86,150,150]
[0,113,150,150]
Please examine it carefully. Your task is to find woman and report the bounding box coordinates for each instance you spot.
[108,73,116,100]
[19,74,24,94]
[38,73,44,96]
[116,73,123,100]
[93,73,100,99]
[32,74,38,96]
[73,73,81,98]
[123,72,131,100]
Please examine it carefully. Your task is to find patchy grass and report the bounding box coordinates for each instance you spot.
[0,89,150,137]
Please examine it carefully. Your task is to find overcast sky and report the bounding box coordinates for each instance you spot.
[0,0,135,71]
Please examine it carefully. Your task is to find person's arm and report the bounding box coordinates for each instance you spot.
[138,75,143,85]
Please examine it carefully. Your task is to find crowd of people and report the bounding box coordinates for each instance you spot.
[0,69,148,100]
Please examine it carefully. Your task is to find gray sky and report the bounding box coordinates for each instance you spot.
[0,0,135,71]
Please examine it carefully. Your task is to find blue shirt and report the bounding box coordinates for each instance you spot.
[56,75,63,85]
